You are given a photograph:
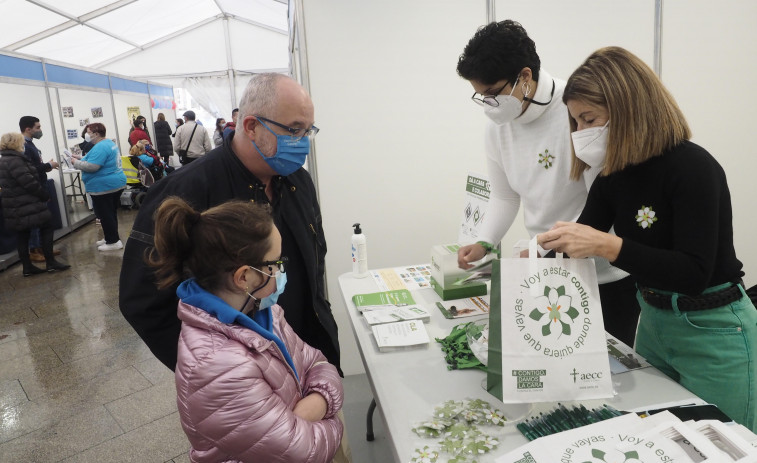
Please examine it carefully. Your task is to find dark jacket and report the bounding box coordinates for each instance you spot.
[0,149,51,231]
[78,140,94,155]
[118,132,340,374]
[153,120,173,157]
[24,138,52,185]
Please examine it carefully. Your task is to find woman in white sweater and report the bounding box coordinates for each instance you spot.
[455,20,639,346]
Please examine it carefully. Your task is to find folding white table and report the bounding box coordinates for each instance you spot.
[337,271,700,462]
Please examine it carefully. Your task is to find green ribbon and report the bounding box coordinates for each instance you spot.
[435,322,487,371]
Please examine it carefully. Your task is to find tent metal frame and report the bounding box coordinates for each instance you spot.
[6,0,137,51]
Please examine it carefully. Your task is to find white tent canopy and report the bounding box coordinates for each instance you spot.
[1,0,291,118]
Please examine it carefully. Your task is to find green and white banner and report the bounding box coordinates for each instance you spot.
[487,237,613,403]
[458,172,490,244]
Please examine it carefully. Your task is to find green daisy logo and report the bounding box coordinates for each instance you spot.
[635,206,658,229]
[538,149,555,169]
[528,285,580,337]
[585,448,641,463]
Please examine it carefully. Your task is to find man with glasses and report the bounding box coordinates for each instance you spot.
[455,20,640,347]
[119,73,341,375]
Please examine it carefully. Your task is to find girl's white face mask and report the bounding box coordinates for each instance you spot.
[483,78,524,125]
[571,121,609,168]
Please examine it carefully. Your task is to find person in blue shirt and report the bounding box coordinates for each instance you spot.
[71,123,127,252]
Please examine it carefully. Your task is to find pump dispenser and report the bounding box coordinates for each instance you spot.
[351,223,368,278]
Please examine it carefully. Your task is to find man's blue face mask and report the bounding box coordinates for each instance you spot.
[251,120,309,176]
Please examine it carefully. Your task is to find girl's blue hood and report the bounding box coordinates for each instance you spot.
[177,278,298,380]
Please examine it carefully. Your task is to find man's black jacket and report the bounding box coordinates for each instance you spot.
[118,134,340,374]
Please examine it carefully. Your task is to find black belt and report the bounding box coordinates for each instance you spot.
[639,280,743,311]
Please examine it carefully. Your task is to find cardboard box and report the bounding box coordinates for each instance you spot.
[430,244,488,300]
[430,277,487,300]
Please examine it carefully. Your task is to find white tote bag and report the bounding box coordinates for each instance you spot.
[492,237,613,403]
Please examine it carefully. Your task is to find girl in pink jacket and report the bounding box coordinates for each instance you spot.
[150,197,344,462]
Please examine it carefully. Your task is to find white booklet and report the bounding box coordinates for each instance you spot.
[371,320,430,352]
[362,306,430,326]
[606,332,650,374]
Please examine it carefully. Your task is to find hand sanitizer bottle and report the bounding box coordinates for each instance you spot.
[351,223,368,278]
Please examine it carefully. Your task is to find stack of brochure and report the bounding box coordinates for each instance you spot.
[352,289,432,352]
[497,409,757,462]
[362,306,430,325]
[352,289,415,313]
[371,320,430,352]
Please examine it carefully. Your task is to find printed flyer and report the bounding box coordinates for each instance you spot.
[458,172,490,244]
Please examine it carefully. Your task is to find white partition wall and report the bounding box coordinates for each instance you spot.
[53,87,118,225]
[0,80,65,233]
[661,0,757,285]
[112,90,153,157]
[496,0,656,78]
[0,81,57,177]
[299,1,757,375]
[302,0,488,375]
[54,88,117,156]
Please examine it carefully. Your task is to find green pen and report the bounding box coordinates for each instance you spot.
[539,414,561,435]
[549,410,572,431]
[523,419,541,438]
[597,406,614,420]
[562,404,582,428]
[569,405,590,425]
[605,404,623,417]
[556,404,581,429]
[580,404,598,423]
[532,417,552,437]
[517,422,537,441]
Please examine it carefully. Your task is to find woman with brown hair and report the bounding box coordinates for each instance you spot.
[0,132,70,276]
[539,46,757,431]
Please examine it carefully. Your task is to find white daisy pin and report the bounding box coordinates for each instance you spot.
[635,206,658,229]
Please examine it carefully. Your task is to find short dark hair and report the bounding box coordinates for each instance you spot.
[232,108,239,115]
[19,116,40,132]
[88,122,106,137]
[457,20,541,85]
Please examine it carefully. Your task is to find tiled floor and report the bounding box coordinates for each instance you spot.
[0,209,392,463]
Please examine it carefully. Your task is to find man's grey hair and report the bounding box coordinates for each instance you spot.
[237,73,288,127]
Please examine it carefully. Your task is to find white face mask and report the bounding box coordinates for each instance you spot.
[84,133,92,143]
[571,122,609,168]
[483,78,524,125]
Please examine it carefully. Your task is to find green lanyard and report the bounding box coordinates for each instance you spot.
[435,322,487,371]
